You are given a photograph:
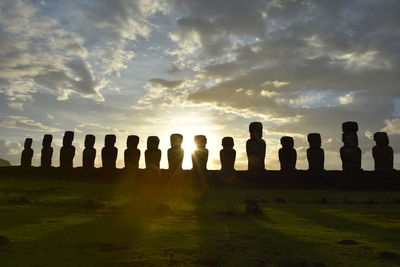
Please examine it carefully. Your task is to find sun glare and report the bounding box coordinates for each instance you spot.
[163,112,221,169]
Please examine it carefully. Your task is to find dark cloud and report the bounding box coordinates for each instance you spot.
[149,78,183,89]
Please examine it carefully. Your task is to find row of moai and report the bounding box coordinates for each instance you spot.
[20,121,394,171]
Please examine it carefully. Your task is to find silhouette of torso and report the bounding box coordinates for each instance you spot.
[372,145,393,171]
[307,148,324,171]
[246,138,266,170]
[125,148,140,169]
[220,149,236,171]
[340,146,361,171]
[21,148,33,167]
[145,149,161,169]
[168,147,184,171]
[279,148,296,171]
[102,147,118,168]
[341,123,361,171]
[60,146,75,168]
[192,149,208,173]
[83,147,96,168]
[41,147,53,167]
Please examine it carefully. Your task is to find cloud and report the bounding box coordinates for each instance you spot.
[80,0,167,41]
[169,0,266,56]
[7,102,24,110]
[0,115,60,132]
[0,139,21,165]
[0,0,104,101]
[382,118,400,135]
[77,123,127,134]
[0,0,167,103]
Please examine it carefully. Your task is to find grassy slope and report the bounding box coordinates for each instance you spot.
[0,176,399,266]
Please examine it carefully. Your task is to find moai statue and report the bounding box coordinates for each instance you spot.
[246,122,266,171]
[372,132,394,171]
[307,133,324,171]
[145,136,161,169]
[124,135,140,169]
[83,134,96,168]
[21,138,34,167]
[220,137,236,171]
[168,134,184,171]
[40,134,53,167]
[279,136,297,171]
[192,135,209,174]
[102,134,118,169]
[60,131,75,168]
[340,121,362,171]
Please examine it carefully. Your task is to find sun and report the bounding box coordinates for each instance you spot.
[163,113,220,169]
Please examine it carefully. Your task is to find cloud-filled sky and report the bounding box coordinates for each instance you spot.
[1,0,400,169]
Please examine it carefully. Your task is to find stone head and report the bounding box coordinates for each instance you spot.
[222,137,234,149]
[84,134,95,148]
[147,136,160,150]
[342,121,358,133]
[307,133,321,148]
[24,138,32,149]
[281,136,294,148]
[170,134,183,148]
[194,135,207,149]
[249,122,263,139]
[105,134,116,147]
[63,131,74,146]
[42,134,53,147]
[127,135,139,149]
[374,132,389,146]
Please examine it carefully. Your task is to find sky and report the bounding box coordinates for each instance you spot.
[1,0,400,170]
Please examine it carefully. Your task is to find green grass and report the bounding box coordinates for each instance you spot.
[0,176,399,266]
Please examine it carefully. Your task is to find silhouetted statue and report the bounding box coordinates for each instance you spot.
[83,134,96,168]
[40,134,53,167]
[307,133,324,171]
[279,136,296,171]
[102,134,118,169]
[340,121,362,171]
[21,138,33,167]
[192,135,209,176]
[60,131,75,168]
[125,135,140,169]
[246,122,266,171]
[220,137,236,171]
[145,136,161,169]
[168,134,184,171]
[373,132,394,171]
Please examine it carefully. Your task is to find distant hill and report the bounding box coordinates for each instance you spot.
[0,158,11,167]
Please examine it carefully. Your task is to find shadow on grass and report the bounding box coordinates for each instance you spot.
[273,204,400,248]
[192,187,333,266]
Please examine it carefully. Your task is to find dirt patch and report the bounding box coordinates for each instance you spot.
[337,239,360,245]
[81,242,130,252]
[0,235,10,246]
[154,204,170,212]
[84,199,105,209]
[7,197,31,205]
[275,197,287,203]
[24,187,63,195]
[280,260,327,267]
[245,199,264,215]
[192,257,219,266]
[215,211,240,217]
[379,251,400,261]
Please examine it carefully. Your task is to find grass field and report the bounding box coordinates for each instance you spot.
[0,175,399,266]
